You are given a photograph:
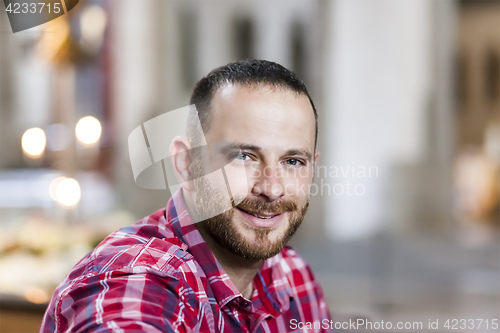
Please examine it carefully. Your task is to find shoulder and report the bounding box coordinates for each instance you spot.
[280,244,302,259]
[277,245,322,288]
[42,209,210,332]
[64,208,198,283]
[279,245,312,272]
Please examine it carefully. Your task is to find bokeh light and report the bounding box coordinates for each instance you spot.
[24,286,49,304]
[79,5,108,53]
[21,127,46,158]
[48,176,66,201]
[75,116,102,146]
[50,177,81,208]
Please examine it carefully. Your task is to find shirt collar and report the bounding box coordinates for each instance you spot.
[168,190,241,308]
[166,189,293,312]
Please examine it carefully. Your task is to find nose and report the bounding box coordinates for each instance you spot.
[251,165,285,201]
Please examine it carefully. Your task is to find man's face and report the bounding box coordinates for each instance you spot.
[192,83,317,261]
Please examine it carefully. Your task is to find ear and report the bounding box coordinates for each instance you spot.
[169,136,194,191]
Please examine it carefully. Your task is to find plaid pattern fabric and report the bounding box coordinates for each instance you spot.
[41,191,332,332]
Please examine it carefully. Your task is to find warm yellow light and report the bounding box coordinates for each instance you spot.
[22,127,46,158]
[51,177,81,207]
[24,286,49,304]
[75,116,102,145]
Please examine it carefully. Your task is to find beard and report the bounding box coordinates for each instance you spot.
[191,158,310,261]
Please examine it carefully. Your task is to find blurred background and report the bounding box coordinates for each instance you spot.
[0,0,498,332]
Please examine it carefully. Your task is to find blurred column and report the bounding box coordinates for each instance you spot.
[162,0,189,109]
[111,0,167,217]
[253,0,293,68]
[321,0,449,240]
[197,1,233,77]
[428,0,457,230]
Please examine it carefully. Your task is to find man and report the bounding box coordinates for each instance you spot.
[41,59,332,332]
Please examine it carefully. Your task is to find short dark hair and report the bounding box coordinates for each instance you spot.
[188,59,318,147]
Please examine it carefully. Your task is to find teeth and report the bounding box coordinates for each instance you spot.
[238,208,278,219]
[252,214,273,219]
[249,212,276,219]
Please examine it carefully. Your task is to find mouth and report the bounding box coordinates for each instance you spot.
[237,208,280,219]
[235,207,286,228]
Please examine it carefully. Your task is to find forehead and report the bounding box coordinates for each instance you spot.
[205,84,316,153]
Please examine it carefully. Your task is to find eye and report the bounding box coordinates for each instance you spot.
[235,152,250,161]
[286,158,303,166]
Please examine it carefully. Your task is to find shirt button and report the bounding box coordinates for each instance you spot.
[241,300,251,308]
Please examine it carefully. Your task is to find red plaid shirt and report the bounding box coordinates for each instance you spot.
[41,191,332,332]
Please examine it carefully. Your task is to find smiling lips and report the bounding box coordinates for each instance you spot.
[236,207,286,228]
[238,208,279,219]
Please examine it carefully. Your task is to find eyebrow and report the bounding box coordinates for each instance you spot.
[284,149,313,161]
[220,142,313,161]
[218,143,261,155]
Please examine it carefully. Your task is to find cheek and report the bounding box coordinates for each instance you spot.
[203,169,229,194]
[223,164,251,204]
[282,169,314,198]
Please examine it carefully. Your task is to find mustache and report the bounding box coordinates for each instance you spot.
[234,198,298,215]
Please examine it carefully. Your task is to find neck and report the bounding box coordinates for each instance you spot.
[196,221,262,299]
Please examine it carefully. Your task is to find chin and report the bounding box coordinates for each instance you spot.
[229,218,296,260]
